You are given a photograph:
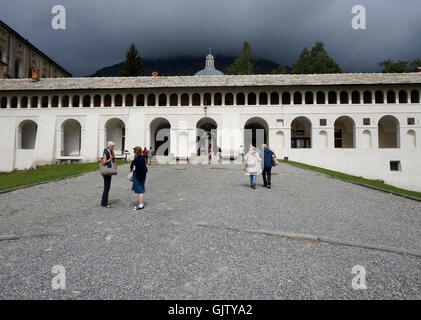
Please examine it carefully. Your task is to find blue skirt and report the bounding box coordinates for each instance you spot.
[132,170,146,194]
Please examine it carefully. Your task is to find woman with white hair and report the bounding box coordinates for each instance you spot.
[244,145,262,189]
[101,141,115,208]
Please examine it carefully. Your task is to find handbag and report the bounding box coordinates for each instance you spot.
[272,157,278,167]
[127,171,133,182]
[99,162,117,176]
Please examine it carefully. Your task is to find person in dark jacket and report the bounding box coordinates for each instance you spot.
[261,144,276,189]
[130,146,148,210]
[101,141,115,208]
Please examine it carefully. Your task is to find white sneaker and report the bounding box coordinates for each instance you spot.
[134,204,144,210]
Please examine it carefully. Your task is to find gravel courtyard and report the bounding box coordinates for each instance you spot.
[0,163,420,299]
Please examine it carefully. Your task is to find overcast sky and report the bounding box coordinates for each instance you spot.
[1,0,420,76]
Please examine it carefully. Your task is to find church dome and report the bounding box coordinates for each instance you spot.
[195,49,224,76]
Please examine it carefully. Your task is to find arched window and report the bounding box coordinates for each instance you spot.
[407,130,416,148]
[125,94,134,107]
[20,96,28,108]
[72,95,80,107]
[19,120,38,149]
[31,96,38,108]
[351,91,360,104]
[104,95,112,107]
[398,90,408,104]
[180,93,189,106]
[204,93,212,106]
[316,91,325,104]
[136,94,145,106]
[51,96,59,108]
[0,96,7,108]
[305,92,313,104]
[378,115,400,148]
[282,92,290,105]
[147,94,156,106]
[14,59,22,78]
[293,92,302,104]
[225,93,233,105]
[248,92,256,105]
[270,92,279,105]
[94,95,101,107]
[259,93,268,105]
[375,91,384,104]
[41,96,49,108]
[192,93,201,106]
[158,94,166,106]
[328,91,337,104]
[340,91,349,104]
[411,90,420,103]
[11,96,18,108]
[214,93,222,106]
[363,91,372,104]
[170,94,178,106]
[115,94,123,107]
[83,95,91,107]
[236,93,245,105]
[387,90,396,103]
[61,95,69,108]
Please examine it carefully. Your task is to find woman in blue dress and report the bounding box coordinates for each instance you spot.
[130,146,148,210]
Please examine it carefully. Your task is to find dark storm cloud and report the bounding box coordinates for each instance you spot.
[2,0,421,76]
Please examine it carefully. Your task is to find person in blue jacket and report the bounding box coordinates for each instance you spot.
[261,144,276,189]
[130,146,148,210]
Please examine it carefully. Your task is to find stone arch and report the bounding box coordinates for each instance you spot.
[378,115,400,148]
[150,117,171,156]
[362,130,372,149]
[319,130,328,149]
[196,117,218,155]
[62,119,82,156]
[244,117,269,148]
[291,116,312,148]
[18,120,38,149]
[334,116,356,148]
[105,118,126,155]
[407,130,416,148]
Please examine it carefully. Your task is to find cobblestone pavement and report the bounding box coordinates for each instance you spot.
[0,163,420,299]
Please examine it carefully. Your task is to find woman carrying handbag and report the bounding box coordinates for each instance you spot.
[100,141,117,208]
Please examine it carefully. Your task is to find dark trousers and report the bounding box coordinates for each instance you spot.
[101,175,112,206]
[262,167,272,186]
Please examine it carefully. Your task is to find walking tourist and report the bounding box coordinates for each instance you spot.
[238,145,244,161]
[147,147,153,164]
[244,145,261,189]
[131,146,148,210]
[101,141,116,208]
[261,144,276,189]
[142,147,148,163]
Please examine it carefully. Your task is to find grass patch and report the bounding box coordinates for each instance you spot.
[0,160,127,192]
[279,159,421,200]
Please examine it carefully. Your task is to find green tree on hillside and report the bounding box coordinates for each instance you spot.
[291,42,342,74]
[379,58,421,73]
[272,64,289,74]
[227,41,258,75]
[120,44,145,77]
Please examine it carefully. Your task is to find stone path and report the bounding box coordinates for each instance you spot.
[0,163,420,299]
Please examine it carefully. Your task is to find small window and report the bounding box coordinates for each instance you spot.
[277,119,284,126]
[390,161,401,172]
[407,118,415,125]
[319,119,327,126]
[363,118,370,125]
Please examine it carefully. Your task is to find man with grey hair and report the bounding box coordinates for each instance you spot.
[261,144,276,189]
[101,141,115,207]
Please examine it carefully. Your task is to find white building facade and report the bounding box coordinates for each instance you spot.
[0,72,420,191]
